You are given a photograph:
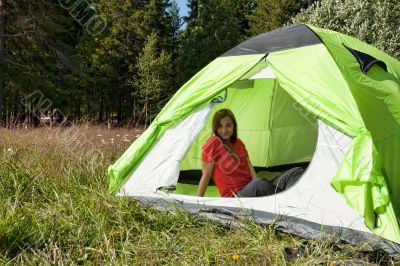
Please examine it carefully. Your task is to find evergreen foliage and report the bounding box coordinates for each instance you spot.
[76,0,148,124]
[177,0,245,84]
[2,0,81,126]
[246,0,310,37]
[135,33,174,126]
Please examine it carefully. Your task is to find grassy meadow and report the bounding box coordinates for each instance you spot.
[0,126,395,265]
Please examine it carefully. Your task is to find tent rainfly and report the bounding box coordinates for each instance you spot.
[109,24,400,257]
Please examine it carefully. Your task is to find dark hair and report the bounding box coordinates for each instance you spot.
[212,109,237,143]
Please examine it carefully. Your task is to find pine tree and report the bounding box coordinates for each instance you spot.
[76,0,182,125]
[1,0,80,127]
[232,0,256,36]
[178,0,243,85]
[135,33,174,126]
[140,0,173,51]
[167,0,182,51]
[247,0,306,37]
[77,0,151,124]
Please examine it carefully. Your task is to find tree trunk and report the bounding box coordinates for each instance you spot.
[76,101,81,122]
[118,95,122,126]
[133,95,136,125]
[0,0,5,126]
[98,97,103,123]
[32,97,40,127]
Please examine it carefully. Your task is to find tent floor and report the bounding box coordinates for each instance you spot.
[175,183,220,197]
[174,169,290,197]
[174,163,309,197]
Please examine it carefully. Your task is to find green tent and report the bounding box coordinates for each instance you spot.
[109,25,400,255]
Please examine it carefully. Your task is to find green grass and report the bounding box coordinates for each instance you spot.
[0,127,395,264]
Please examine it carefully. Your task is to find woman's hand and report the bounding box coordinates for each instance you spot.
[197,161,214,197]
[248,158,258,180]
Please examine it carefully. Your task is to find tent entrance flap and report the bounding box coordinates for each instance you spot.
[118,105,212,196]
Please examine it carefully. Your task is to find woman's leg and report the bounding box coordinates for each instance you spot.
[236,178,278,197]
[236,167,305,197]
[273,167,305,192]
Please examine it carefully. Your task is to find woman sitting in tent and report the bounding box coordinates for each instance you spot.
[197,108,304,197]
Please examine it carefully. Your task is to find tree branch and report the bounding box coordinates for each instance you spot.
[0,30,35,37]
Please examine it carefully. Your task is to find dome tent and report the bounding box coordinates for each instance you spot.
[109,25,400,255]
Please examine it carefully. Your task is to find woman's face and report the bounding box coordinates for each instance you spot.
[217,116,234,141]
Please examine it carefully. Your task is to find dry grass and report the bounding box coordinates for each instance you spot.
[0,126,395,265]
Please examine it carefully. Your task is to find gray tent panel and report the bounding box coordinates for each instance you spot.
[135,196,400,260]
[221,24,322,57]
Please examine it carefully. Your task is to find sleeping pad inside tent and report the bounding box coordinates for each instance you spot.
[108,24,400,257]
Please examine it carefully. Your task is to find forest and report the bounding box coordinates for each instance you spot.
[0,0,398,128]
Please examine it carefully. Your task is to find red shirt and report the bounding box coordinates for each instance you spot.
[202,136,252,197]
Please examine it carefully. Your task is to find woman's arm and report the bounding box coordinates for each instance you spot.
[247,158,258,180]
[197,161,214,197]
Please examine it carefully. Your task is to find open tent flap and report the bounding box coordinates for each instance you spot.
[118,105,212,196]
